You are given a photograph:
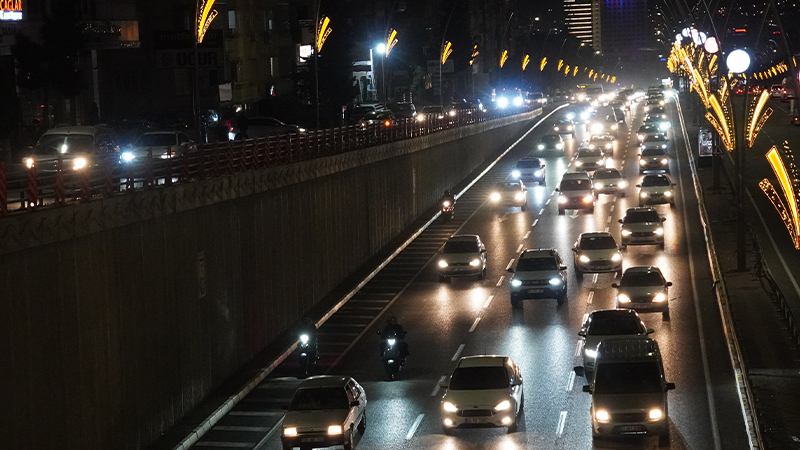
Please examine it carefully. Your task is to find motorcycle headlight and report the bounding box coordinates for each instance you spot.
[443,401,458,412]
[24,157,35,168]
[73,157,88,170]
[328,425,343,435]
[470,258,481,267]
[515,193,525,201]
[583,195,593,203]
[649,408,664,420]
[438,260,449,268]
[300,334,310,344]
[284,427,298,436]
[511,170,521,178]
[617,293,631,303]
[549,277,563,286]
[612,253,622,262]
[585,349,598,359]
[495,400,511,411]
[122,151,135,162]
[621,229,632,236]
[665,190,673,197]
[653,293,667,302]
[654,227,664,235]
[511,278,522,287]
[387,338,396,346]
[661,158,669,165]
[490,192,501,202]
[558,195,567,204]
[618,180,628,188]
[594,182,604,190]
[578,255,591,263]
[639,159,647,165]
[640,192,649,198]
[595,409,610,423]
[534,170,542,177]
[442,201,451,207]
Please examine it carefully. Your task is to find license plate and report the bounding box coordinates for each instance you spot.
[465,418,489,424]
[594,264,611,269]
[618,425,646,432]
[632,303,652,309]
[301,437,325,443]
[528,288,544,294]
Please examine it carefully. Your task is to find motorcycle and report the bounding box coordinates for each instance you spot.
[298,332,319,377]
[441,199,455,221]
[379,330,408,380]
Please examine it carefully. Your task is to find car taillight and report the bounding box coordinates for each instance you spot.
[384,120,391,127]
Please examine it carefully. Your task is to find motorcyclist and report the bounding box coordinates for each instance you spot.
[380,316,409,359]
[298,316,318,353]
[441,189,456,207]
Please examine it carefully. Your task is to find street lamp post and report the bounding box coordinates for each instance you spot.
[376,43,386,106]
[439,0,459,107]
[727,49,751,271]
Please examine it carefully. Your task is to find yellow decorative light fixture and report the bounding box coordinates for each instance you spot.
[760,142,800,249]
[385,29,399,56]
[197,0,218,43]
[316,15,332,52]
[500,49,509,68]
[540,57,547,71]
[441,41,453,64]
[746,89,773,148]
[522,54,530,71]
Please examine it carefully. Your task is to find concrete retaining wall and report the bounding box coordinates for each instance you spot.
[0,109,541,450]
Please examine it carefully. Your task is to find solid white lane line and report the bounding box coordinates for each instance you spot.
[575,339,583,357]
[566,371,576,391]
[496,276,505,287]
[451,344,465,361]
[469,317,481,333]
[587,291,594,304]
[506,259,515,270]
[533,219,539,227]
[483,295,494,309]
[556,411,568,437]
[431,376,446,397]
[517,244,524,253]
[524,231,531,239]
[406,414,425,440]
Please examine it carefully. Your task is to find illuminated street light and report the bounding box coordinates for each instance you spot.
[704,37,719,54]
[376,43,386,55]
[727,49,751,74]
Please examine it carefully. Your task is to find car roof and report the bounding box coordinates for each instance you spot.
[447,234,480,242]
[457,355,508,367]
[588,309,641,320]
[594,168,621,176]
[298,375,351,389]
[41,126,103,137]
[497,181,523,188]
[519,248,559,259]
[622,265,663,275]
[625,206,658,214]
[596,338,660,362]
[579,231,613,239]
[642,174,671,181]
[561,171,591,180]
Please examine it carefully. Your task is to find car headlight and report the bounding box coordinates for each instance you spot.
[443,401,458,412]
[556,143,563,149]
[654,227,664,235]
[640,192,649,198]
[594,182,604,190]
[24,157,35,168]
[284,427,298,436]
[644,106,650,112]
[513,97,523,106]
[497,97,509,108]
[300,334,310,344]
[511,170,521,178]
[653,293,667,302]
[639,159,647,165]
[549,277,563,286]
[659,122,671,130]
[660,100,665,105]
[606,143,612,149]
[470,258,481,267]
[328,425,343,435]
[591,124,603,133]
[438,260,449,268]
[566,113,575,120]
[612,253,622,262]
[617,293,631,303]
[580,112,589,120]
[578,255,591,263]
[449,110,457,116]
[595,410,611,423]
[661,158,669,165]
[495,400,512,411]
[621,229,632,236]
[583,195,593,203]
[537,144,545,150]
[585,349,598,359]
[122,151,135,162]
[575,161,583,167]
[597,159,604,165]
[611,124,618,130]
[417,115,425,122]
[618,180,628,188]
[589,144,596,149]
[490,192,501,202]
[558,195,567,204]
[567,125,573,131]
[664,190,673,197]
[515,192,525,201]
[72,157,88,170]
[638,134,644,140]
[511,278,522,287]
[554,126,560,131]
[649,408,663,420]
[534,170,542,177]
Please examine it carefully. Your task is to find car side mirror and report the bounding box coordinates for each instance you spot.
[636,184,641,188]
[571,248,578,253]
[611,283,619,288]
[582,385,592,394]
[618,219,623,224]
[666,281,673,287]
[507,267,515,273]
[350,401,360,407]
[559,265,567,271]
[665,382,676,391]
[573,366,585,377]
[578,330,586,337]
[511,378,522,387]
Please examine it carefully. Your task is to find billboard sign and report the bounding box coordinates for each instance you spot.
[0,0,22,21]
[698,126,713,158]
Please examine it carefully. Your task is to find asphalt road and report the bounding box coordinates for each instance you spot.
[186,97,751,450]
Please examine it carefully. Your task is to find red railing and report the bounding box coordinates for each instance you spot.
[0,107,537,218]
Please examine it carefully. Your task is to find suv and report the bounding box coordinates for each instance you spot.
[507,248,568,307]
[618,207,666,249]
[557,172,595,215]
[578,309,653,374]
[440,355,524,433]
[25,125,121,172]
[281,375,367,450]
[613,266,672,320]
[638,174,676,207]
[511,157,546,185]
[572,232,623,278]
[392,102,417,119]
[437,235,487,282]
[575,338,675,445]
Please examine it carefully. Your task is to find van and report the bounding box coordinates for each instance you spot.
[25,125,121,172]
[575,338,675,445]
[556,172,595,215]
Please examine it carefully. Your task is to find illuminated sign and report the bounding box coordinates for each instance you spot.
[0,0,22,21]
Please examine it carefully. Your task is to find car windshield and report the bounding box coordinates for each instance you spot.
[516,257,558,271]
[542,135,560,142]
[578,149,602,158]
[642,176,671,187]
[645,135,668,142]
[449,367,509,390]
[290,387,349,411]
[588,317,644,335]
[594,362,662,394]
[395,104,414,111]
[557,120,572,125]
[642,148,666,156]
[639,126,656,132]
[516,160,540,168]
[561,179,591,190]
[624,210,661,223]
[580,235,617,250]
[590,136,611,142]
[443,240,479,253]
[35,134,94,155]
[350,107,373,116]
[594,169,621,179]
[363,111,381,120]
[620,271,664,286]
[134,134,177,147]
[499,183,521,191]
[422,107,443,113]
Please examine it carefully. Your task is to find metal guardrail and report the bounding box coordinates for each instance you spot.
[0,107,537,219]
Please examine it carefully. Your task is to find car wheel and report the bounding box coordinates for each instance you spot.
[358,412,367,434]
[662,310,671,321]
[658,428,671,447]
[439,275,450,283]
[343,427,355,450]
[442,426,453,436]
[558,208,565,215]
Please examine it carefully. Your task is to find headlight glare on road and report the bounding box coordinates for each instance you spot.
[513,97,523,107]
[438,260,449,268]
[653,293,667,302]
[511,279,522,287]
[612,253,622,262]
[511,170,521,178]
[495,400,511,411]
[579,255,591,263]
[554,126,560,131]
[585,349,598,358]
[649,408,663,420]
[583,195,593,203]
[595,410,611,423]
[654,227,664,236]
[73,157,88,170]
[284,427,298,436]
[417,115,425,122]
[618,293,631,303]
[443,401,458,412]
[327,425,343,435]
[549,277,563,286]
[470,259,481,267]
[490,192,501,202]
[621,229,632,236]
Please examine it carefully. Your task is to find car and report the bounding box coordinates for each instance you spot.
[793,113,800,126]
[588,114,619,136]
[535,134,564,151]
[638,145,670,173]
[24,125,121,172]
[782,89,796,102]
[345,104,382,125]
[557,171,595,214]
[613,266,672,320]
[578,309,653,373]
[637,124,661,141]
[489,181,528,209]
[553,119,575,137]
[360,110,396,128]
[391,102,417,119]
[645,106,667,120]
[437,235,487,282]
[122,130,194,163]
[451,101,477,116]
[574,147,606,172]
[771,84,783,98]
[592,168,627,197]
[638,174,676,207]
[281,375,367,450]
[572,231,623,278]
[440,355,524,434]
[576,338,674,445]
[417,105,446,121]
[587,135,614,154]
[229,116,304,140]
[507,248,568,306]
[618,207,666,249]
[511,157,546,185]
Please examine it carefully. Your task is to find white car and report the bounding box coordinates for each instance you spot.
[587,135,614,154]
[638,174,676,207]
[440,355,524,434]
[437,235,487,282]
[613,266,672,321]
[578,309,653,373]
[592,168,627,197]
[638,147,670,173]
[123,130,194,162]
[574,147,606,171]
[572,231,623,278]
[282,375,367,450]
[619,207,666,249]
